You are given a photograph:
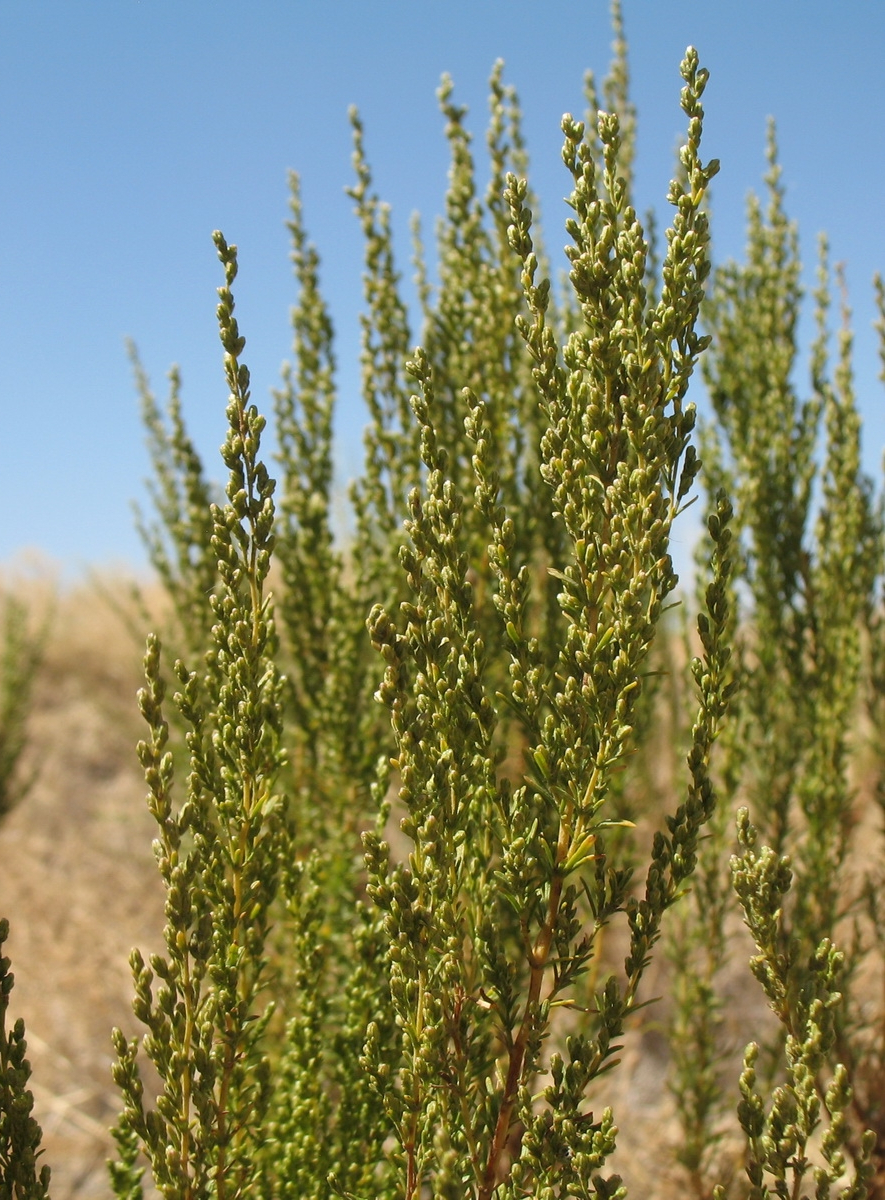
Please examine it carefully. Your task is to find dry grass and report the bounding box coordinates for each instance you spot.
[0,571,163,1199]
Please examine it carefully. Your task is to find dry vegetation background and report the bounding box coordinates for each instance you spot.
[0,574,163,1198]
[1,569,879,1199]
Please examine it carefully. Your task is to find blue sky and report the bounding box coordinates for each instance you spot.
[2,1,884,579]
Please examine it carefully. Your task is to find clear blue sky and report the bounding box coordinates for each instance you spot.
[2,1,884,579]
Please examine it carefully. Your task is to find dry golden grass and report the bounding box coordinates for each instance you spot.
[0,571,163,1199]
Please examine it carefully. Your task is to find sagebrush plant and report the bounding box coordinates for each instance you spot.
[0,591,50,1199]
[0,921,51,1200]
[722,811,876,1200]
[109,233,290,1197]
[111,30,745,1199]
[2,4,882,1198]
[663,120,885,1199]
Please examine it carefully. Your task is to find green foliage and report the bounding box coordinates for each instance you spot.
[722,811,875,1200]
[130,343,219,665]
[701,126,878,884]
[0,920,50,1200]
[3,4,883,1198]
[0,602,52,1200]
[108,28,751,1194]
[110,234,289,1198]
[661,114,884,1200]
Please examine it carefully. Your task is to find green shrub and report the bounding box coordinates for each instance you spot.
[0,919,51,1200]
[0,580,51,1199]
[2,4,882,1197]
